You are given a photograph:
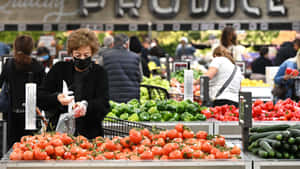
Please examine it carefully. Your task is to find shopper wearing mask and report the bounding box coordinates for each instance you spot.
[197,46,243,107]
[0,35,45,148]
[38,28,110,139]
[36,46,51,73]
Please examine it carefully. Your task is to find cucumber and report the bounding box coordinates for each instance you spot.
[283,143,290,150]
[295,137,300,144]
[250,131,290,142]
[248,141,258,151]
[250,124,290,133]
[259,141,275,157]
[291,145,298,153]
[295,153,300,158]
[287,128,300,137]
[258,149,268,158]
[283,152,290,159]
[288,137,296,144]
[275,151,283,158]
[290,125,300,130]
[259,138,281,147]
[251,147,260,154]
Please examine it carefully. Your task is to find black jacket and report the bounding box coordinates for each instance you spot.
[274,42,297,66]
[38,61,110,139]
[0,58,45,147]
[103,46,141,103]
[251,56,273,75]
[141,48,150,77]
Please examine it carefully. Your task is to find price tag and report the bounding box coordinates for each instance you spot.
[218,23,226,30]
[233,23,241,30]
[249,22,257,30]
[58,24,66,31]
[236,61,246,74]
[18,24,26,31]
[260,23,268,30]
[192,23,199,31]
[43,24,52,31]
[173,62,188,72]
[156,23,164,31]
[129,24,138,31]
[105,24,114,31]
[292,22,300,31]
[173,23,180,31]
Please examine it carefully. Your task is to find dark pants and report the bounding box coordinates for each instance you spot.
[213,99,239,107]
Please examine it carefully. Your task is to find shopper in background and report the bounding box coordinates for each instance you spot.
[38,28,110,139]
[103,34,141,103]
[175,37,196,60]
[141,38,151,77]
[203,46,243,107]
[0,42,10,56]
[36,46,51,73]
[0,35,45,148]
[251,47,273,76]
[274,39,300,66]
[96,35,114,65]
[221,26,243,61]
[129,36,145,77]
[273,50,300,100]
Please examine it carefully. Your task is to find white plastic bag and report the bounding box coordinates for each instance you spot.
[56,80,76,135]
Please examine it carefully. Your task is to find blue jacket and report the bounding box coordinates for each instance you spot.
[0,42,10,56]
[103,46,141,103]
[274,59,297,99]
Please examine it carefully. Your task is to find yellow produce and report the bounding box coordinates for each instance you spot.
[241,78,270,87]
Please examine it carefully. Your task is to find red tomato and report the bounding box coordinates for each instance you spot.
[23,151,33,160]
[151,146,163,156]
[192,150,204,159]
[45,145,54,156]
[167,129,178,139]
[175,123,184,133]
[140,151,153,160]
[169,150,183,159]
[129,129,142,144]
[285,68,293,75]
[10,151,23,160]
[183,130,194,139]
[196,131,208,139]
[201,142,212,153]
[54,146,65,157]
[181,146,194,158]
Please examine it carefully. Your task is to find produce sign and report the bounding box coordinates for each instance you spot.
[107,99,207,122]
[10,124,241,160]
[248,124,300,159]
[252,99,300,121]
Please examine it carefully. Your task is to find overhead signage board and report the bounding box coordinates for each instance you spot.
[0,0,298,31]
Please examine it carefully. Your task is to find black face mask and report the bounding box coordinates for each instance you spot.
[74,57,91,70]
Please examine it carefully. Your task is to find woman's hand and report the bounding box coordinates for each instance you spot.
[57,93,74,106]
[283,74,293,80]
[73,101,88,118]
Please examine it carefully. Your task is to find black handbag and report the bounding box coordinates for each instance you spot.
[0,81,10,112]
[272,85,288,99]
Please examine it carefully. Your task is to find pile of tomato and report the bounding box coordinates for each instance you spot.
[201,105,239,121]
[10,124,241,160]
[252,99,300,121]
[200,99,300,121]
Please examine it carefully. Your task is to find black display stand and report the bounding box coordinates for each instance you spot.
[239,92,252,151]
[200,76,210,106]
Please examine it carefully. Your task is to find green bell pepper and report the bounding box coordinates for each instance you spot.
[120,113,129,120]
[139,112,150,121]
[151,113,162,122]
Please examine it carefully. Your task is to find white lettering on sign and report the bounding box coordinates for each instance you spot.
[0,0,78,22]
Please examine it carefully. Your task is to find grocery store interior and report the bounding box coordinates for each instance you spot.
[0,0,300,169]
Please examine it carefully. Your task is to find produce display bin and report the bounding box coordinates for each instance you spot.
[246,152,300,169]
[0,160,252,169]
[2,140,249,169]
[142,120,214,135]
[214,121,300,139]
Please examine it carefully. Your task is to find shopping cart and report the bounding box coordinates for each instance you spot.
[102,116,164,138]
[140,84,169,100]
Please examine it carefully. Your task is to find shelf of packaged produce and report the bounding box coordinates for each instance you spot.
[214,121,300,139]
[142,121,214,135]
